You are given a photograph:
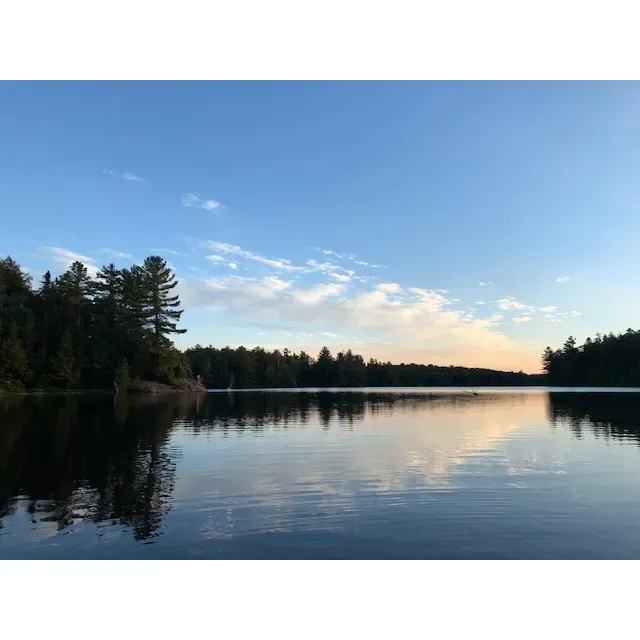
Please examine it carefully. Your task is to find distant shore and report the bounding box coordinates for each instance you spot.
[0,379,208,396]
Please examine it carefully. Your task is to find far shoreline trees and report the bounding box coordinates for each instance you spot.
[184,344,544,389]
[3,253,545,391]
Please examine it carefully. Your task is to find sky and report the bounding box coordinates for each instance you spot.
[2,81,640,373]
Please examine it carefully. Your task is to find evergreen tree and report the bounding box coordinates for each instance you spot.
[142,256,186,345]
[57,261,91,338]
[0,255,190,391]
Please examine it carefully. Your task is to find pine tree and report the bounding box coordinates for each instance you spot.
[58,261,91,338]
[142,256,186,345]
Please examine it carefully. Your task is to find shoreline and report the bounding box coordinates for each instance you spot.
[1,379,208,396]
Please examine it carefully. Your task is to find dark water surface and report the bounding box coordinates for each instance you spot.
[2,388,640,559]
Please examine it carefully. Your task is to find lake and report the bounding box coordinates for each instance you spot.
[2,388,640,559]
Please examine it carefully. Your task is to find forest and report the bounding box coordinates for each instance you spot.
[0,255,191,392]
[2,253,543,391]
[542,330,640,386]
[184,344,543,388]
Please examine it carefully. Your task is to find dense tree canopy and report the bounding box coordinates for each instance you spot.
[542,330,640,386]
[0,255,190,391]
[184,344,544,389]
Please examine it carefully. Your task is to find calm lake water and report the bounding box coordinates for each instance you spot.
[2,388,640,559]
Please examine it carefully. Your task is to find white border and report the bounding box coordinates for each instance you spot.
[2,1,640,80]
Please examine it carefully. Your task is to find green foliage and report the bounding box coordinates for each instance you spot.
[142,256,186,345]
[0,255,188,391]
[543,329,640,386]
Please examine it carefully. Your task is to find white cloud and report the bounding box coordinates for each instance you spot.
[206,254,240,271]
[497,297,534,312]
[102,169,145,182]
[204,241,360,280]
[352,259,385,268]
[292,283,346,304]
[475,301,486,305]
[305,259,355,277]
[121,172,144,182]
[101,248,134,260]
[478,281,496,286]
[488,314,504,322]
[40,246,99,277]
[496,298,577,323]
[177,274,513,356]
[556,276,572,283]
[182,193,223,212]
[376,282,402,294]
[152,248,184,256]
[207,242,301,272]
[310,247,344,260]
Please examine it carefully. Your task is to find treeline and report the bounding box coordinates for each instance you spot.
[543,330,640,386]
[0,255,191,391]
[185,345,544,389]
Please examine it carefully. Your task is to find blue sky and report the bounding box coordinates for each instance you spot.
[2,81,640,372]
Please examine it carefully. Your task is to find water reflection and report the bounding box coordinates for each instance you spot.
[2,390,640,558]
[0,394,185,540]
[548,392,640,444]
[0,391,541,543]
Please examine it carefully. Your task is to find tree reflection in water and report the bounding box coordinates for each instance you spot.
[547,392,640,444]
[0,390,560,541]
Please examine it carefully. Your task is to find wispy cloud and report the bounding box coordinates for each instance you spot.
[352,259,384,268]
[206,242,301,272]
[310,246,344,259]
[497,297,534,313]
[309,246,386,269]
[202,241,370,284]
[182,193,223,212]
[206,254,238,270]
[305,259,355,278]
[556,276,572,283]
[152,248,185,256]
[102,169,145,182]
[475,301,486,305]
[478,281,496,286]
[100,248,134,260]
[40,246,99,277]
[496,297,577,323]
